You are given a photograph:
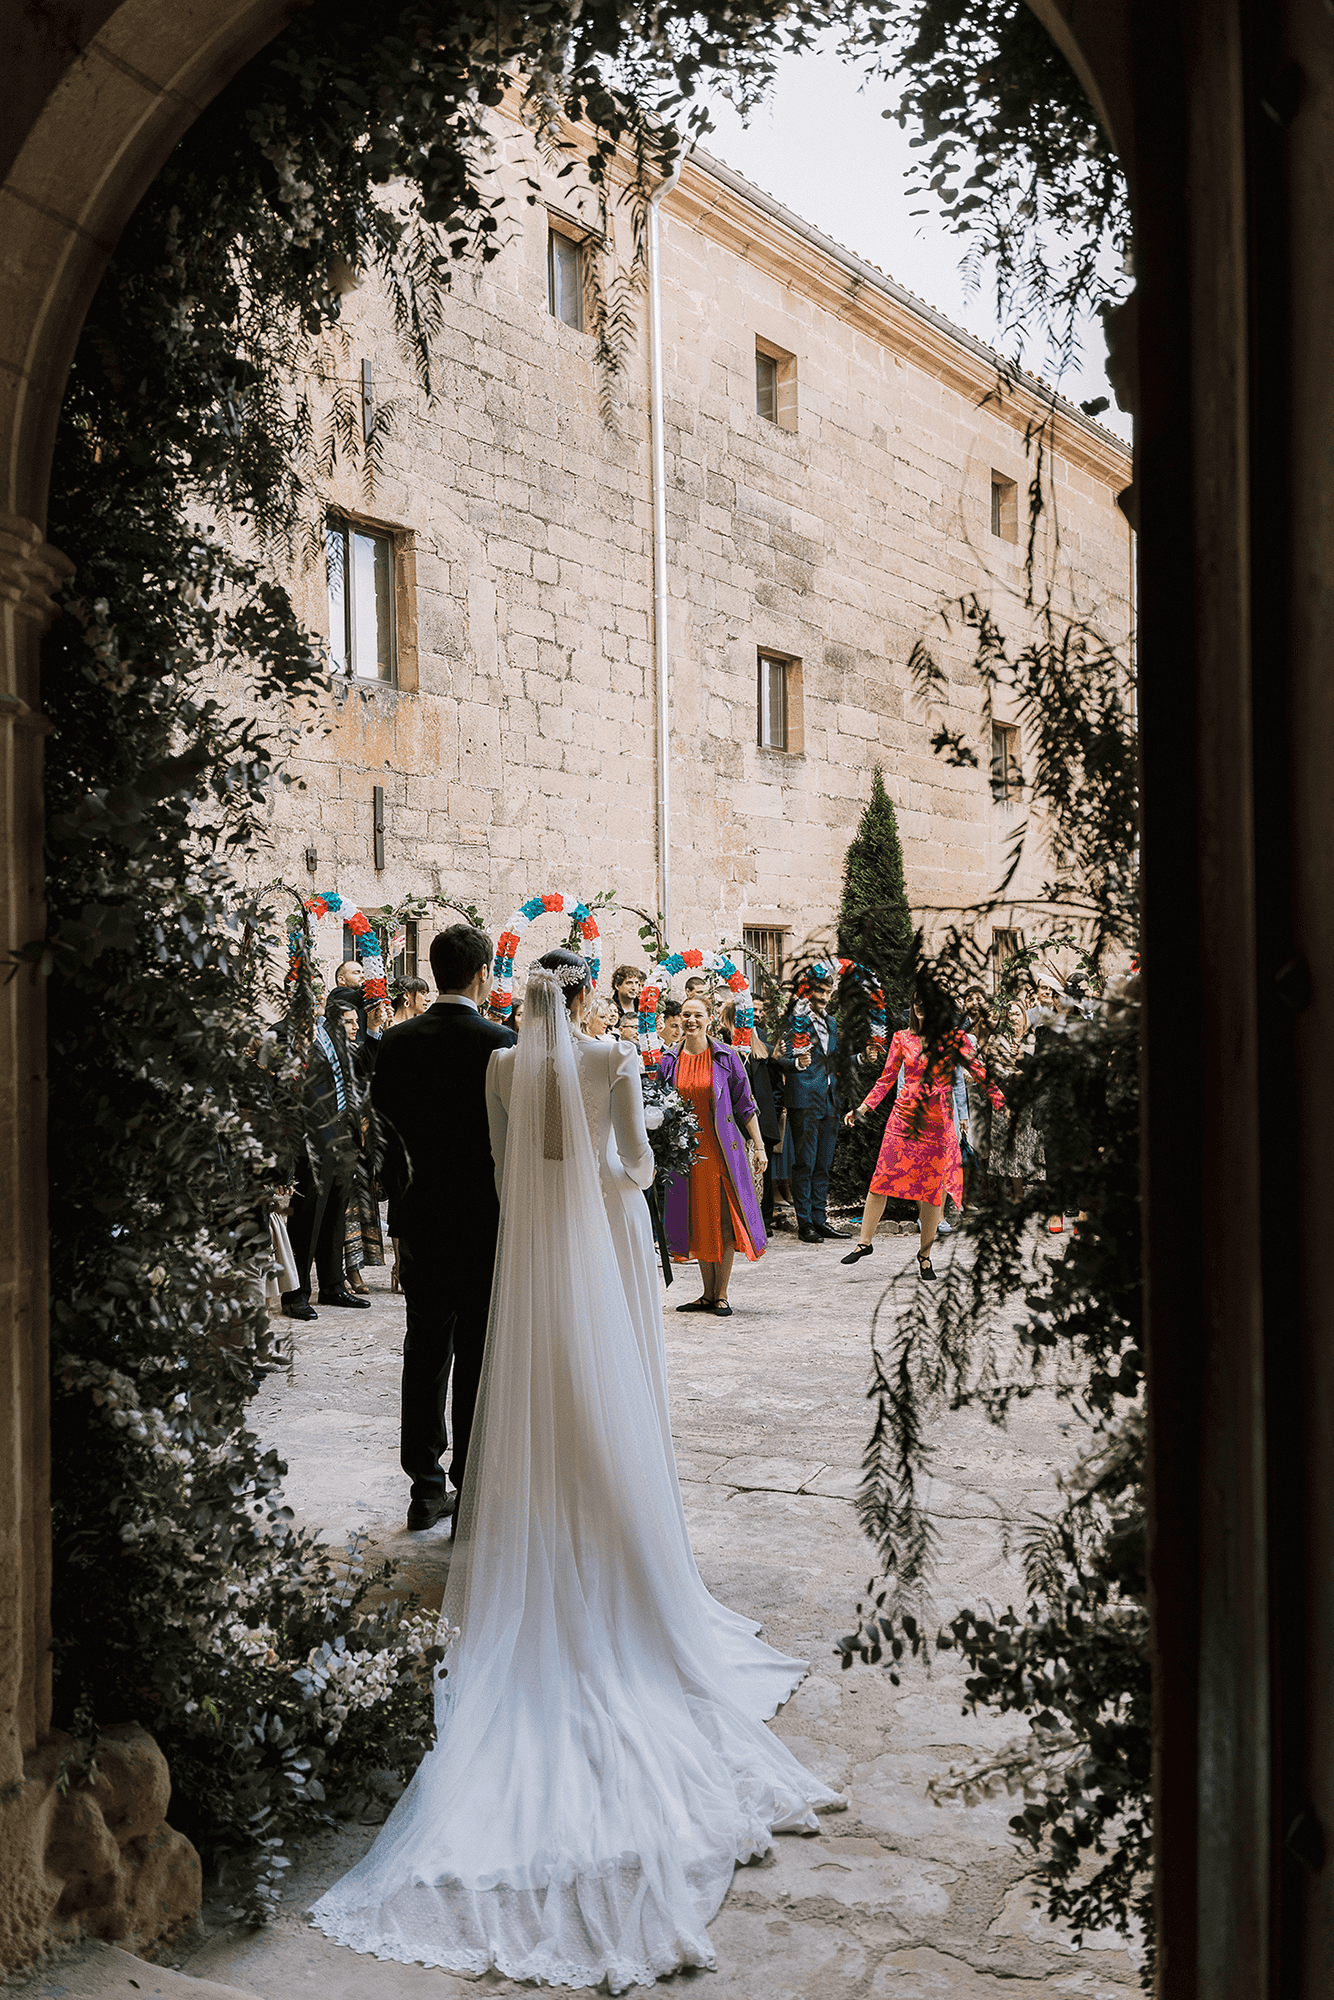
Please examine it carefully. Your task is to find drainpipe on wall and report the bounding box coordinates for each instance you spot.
[648,151,682,947]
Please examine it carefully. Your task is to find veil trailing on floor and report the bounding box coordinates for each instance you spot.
[310,969,838,1991]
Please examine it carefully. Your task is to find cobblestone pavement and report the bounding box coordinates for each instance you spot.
[181,1217,1142,2000]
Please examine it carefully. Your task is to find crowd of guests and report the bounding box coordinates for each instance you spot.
[270,940,1097,1482]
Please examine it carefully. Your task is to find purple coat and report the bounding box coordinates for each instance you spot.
[658,1041,767,1258]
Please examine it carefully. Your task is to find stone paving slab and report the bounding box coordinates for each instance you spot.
[5,1942,264,2000]
[180,1222,1143,1996]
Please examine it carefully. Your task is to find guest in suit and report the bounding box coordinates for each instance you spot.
[657,998,767,1316]
[776,973,849,1242]
[371,924,516,1530]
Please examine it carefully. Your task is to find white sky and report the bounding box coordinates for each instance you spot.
[687,41,1131,443]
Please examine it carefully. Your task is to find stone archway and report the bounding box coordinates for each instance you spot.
[8,4,1334,1991]
[0,2,296,1968]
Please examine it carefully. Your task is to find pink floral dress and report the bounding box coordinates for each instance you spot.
[863,1030,1003,1208]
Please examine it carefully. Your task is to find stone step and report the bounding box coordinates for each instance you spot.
[5,1941,264,2000]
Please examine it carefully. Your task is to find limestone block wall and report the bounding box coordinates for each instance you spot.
[237,126,1132,989]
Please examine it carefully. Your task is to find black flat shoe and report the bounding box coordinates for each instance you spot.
[676,1297,715,1312]
[710,1300,733,1317]
[841,1243,874,1265]
[318,1288,371,1308]
[916,1251,936,1280]
[406,1492,456,1531]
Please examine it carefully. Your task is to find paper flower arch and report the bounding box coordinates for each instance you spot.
[490,892,601,1016]
[287,891,388,1001]
[791,957,886,1055]
[637,951,753,1066]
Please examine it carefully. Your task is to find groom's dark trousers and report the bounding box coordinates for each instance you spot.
[371,999,515,1502]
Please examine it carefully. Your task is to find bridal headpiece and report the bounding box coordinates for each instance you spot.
[549,958,592,988]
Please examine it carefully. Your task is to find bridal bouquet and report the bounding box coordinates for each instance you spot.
[639,1069,699,1187]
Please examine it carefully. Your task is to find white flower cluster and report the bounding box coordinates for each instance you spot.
[292,1616,436,1742]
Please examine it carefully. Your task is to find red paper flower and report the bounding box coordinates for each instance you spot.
[681,949,703,968]
[347,910,372,936]
[638,986,660,1011]
[543,893,563,913]
[727,971,747,991]
[363,975,388,1001]
[497,932,520,958]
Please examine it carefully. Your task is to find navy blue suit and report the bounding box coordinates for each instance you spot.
[777,1013,841,1229]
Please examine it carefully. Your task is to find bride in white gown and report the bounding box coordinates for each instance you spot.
[310,954,840,1990]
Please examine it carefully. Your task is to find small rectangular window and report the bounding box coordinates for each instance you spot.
[754,338,797,430]
[327,516,396,682]
[991,721,1021,802]
[743,926,787,992]
[758,653,788,750]
[990,927,1025,991]
[990,473,1019,542]
[548,225,584,330]
[756,350,779,422]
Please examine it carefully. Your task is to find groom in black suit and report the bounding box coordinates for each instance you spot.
[371,925,516,1530]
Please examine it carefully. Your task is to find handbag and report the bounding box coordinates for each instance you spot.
[269,1209,300,1295]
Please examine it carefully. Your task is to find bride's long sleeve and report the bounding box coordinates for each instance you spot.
[608,1040,655,1192]
[485,1049,509,1200]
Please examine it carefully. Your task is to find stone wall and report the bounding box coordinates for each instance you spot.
[241,125,1132,987]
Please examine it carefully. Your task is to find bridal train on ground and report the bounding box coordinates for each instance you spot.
[310,969,840,1990]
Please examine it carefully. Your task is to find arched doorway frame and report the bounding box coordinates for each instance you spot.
[6,5,1331,1992]
[0,0,302,1963]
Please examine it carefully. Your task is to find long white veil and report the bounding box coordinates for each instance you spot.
[311,968,838,1991]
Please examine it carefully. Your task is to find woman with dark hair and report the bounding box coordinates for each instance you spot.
[320,987,386,1297]
[492,951,658,1334]
[840,992,1002,1279]
[392,975,431,1025]
[657,997,767,1315]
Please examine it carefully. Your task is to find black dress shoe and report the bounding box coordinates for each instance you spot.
[798,1226,824,1243]
[817,1223,852,1239]
[318,1288,371,1308]
[406,1493,456,1531]
[280,1292,318,1321]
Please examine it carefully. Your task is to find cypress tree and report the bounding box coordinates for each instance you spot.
[829,769,916,1207]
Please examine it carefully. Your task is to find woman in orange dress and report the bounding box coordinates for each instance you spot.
[657,997,768,1317]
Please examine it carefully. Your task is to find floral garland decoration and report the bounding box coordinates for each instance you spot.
[287,891,388,1001]
[637,950,752,1067]
[791,958,886,1055]
[490,892,601,1016]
